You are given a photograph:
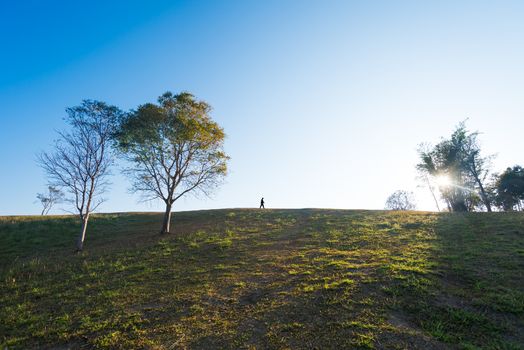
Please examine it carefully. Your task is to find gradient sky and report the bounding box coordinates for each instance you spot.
[1,0,523,215]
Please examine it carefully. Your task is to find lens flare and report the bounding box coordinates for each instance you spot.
[435,174,452,188]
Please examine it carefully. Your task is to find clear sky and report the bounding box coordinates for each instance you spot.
[1,0,523,215]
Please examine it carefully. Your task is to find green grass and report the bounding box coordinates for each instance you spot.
[1,209,523,349]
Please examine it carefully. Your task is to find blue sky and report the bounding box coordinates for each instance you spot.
[1,0,523,215]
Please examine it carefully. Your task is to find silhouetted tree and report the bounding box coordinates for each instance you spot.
[417,122,493,212]
[385,190,416,211]
[38,101,121,251]
[493,166,524,211]
[116,92,229,233]
[456,123,494,211]
[417,139,469,212]
[36,186,64,215]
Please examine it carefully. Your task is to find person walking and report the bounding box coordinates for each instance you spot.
[259,197,265,209]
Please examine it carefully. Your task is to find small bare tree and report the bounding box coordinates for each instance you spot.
[116,92,229,233]
[36,186,64,215]
[385,190,417,211]
[38,100,121,251]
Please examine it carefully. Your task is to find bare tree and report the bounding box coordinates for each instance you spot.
[38,100,121,251]
[116,92,229,233]
[385,190,417,211]
[36,186,64,215]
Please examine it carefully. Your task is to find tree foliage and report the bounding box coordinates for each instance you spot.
[385,190,416,211]
[38,100,121,250]
[116,92,229,233]
[417,122,493,212]
[493,166,524,211]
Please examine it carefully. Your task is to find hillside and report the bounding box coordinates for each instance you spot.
[1,209,523,349]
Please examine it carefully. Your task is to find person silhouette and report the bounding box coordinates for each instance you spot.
[260,197,265,209]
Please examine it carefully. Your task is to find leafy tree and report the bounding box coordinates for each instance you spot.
[116,92,229,233]
[417,136,470,212]
[385,190,416,211]
[456,123,494,211]
[493,166,524,211]
[417,122,493,212]
[38,101,121,251]
[36,186,64,215]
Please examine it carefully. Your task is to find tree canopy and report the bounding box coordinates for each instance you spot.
[385,190,416,211]
[493,166,524,211]
[116,92,229,233]
[417,122,493,212]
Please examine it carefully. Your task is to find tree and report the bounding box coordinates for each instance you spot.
[36,186,64,215]
[416,122,493,212]
[38,100,121,251]
[385,190,416,211]
[416,144,441,212]
[493,166,524,211]
[417,136,470,212]
[116,92,229,233]
[455,123,494,212]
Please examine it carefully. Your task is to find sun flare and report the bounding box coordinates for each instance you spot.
[435,174,452,188]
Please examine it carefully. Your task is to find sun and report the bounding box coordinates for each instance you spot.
[435,174,452,188]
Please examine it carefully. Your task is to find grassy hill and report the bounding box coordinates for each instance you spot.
[1,209,523,349]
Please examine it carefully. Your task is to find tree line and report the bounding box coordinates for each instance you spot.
[386,122,523,212]
[38,92,229,251]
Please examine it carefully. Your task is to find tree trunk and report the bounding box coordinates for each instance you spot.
[161,203,172,233]
[424,175,440,212]
[451,198,468,212]
[470,165,492,212]
[76,214,89,251]
[477,182,492,212]
[41,202,50,215]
